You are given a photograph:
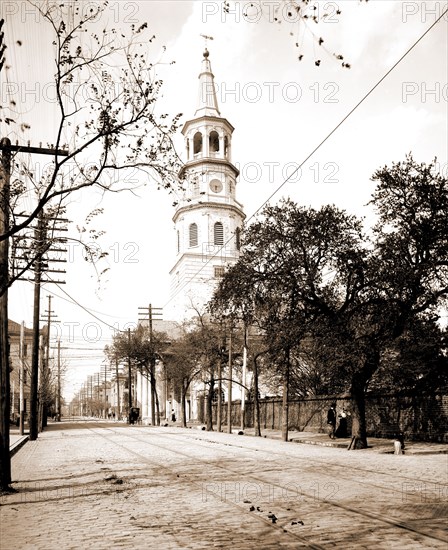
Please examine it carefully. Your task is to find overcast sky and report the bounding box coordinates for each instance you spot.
[3,0,447,401]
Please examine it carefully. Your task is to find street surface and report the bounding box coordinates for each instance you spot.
[1,420,447,549]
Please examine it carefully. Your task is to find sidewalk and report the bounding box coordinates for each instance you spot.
[10,422,448,455]
[185,423,448,455]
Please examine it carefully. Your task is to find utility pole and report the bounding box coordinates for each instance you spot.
[227,327,233,434]
[19,322,25,435]
[103,363,108,419]
[45,295,53,369]
[115,354,120,420]
[57,339,61,421]
[27,214,66,438]
[127,328,132,424]
[29,213,43,440]
[138,304,162,425]
[43,295,58,426]
[0,137,11,489]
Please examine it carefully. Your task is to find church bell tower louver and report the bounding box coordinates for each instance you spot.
[168,49,246,319]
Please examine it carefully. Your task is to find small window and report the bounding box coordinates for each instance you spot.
[214,222,224,246]
[209,131,219,153]
[189,223,198,247]
[214,266,225,278]
[193,132,203,154]
[177,230,180,253]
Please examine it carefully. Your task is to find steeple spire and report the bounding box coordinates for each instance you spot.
[195,48,220,117]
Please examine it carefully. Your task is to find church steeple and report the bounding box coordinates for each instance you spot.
[168,48,245,320]
[195,49,220,117]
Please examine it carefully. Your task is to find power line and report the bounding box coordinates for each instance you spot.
[164,5,448,311]
[43,276,131,333]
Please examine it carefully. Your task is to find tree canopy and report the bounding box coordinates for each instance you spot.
[210,155,448,447]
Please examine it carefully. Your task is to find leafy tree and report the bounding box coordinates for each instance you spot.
[165,325,203,428]
[344,155,448,447]
[370,317,448,394]
[106,325,169,425]
[212,201,366,441]
[177,312,226,431]
[211,156,448,449]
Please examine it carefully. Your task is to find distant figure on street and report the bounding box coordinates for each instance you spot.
[335,408,348,438]
[171,410,176,423]
[327,403,337,439]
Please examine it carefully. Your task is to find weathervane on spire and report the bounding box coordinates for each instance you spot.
[200,34,214,46]
[200,34,214,57]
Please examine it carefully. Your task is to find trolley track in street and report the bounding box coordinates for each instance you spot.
[86,423,448,548]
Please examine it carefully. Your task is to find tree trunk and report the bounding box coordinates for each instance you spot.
[154,383,161,426]
[349,349,380,449]
[253,354,261,437]
[217,359,222,431]
[349,378,368,449]
[149,363,156,425]
[181,383,187,428]
[206,375,214,431]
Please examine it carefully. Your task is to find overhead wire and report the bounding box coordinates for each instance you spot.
[164,5,448,311]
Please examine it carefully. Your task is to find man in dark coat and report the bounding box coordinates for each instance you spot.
[327,403,337,439]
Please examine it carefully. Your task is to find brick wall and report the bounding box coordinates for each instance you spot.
[213,393,448,442]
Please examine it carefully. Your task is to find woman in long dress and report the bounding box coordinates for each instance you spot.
[335,409,348,438]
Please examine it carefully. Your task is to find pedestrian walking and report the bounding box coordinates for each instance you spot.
[335,408,349,438]
[327,402,337,439]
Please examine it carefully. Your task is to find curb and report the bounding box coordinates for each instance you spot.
[10,435,29,457]
[291,438,348,449]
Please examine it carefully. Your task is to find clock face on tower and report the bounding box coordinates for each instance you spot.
[209,179,223,193]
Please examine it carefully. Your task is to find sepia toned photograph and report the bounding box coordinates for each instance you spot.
[0,1,447,548]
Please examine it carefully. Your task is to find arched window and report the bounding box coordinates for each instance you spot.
[209,131,219,153]
[193,132,203,154]
[214,222,224,246]
[235,227,241,250]
[189,223,198,247]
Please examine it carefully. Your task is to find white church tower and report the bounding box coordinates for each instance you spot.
[168,49,245,320]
